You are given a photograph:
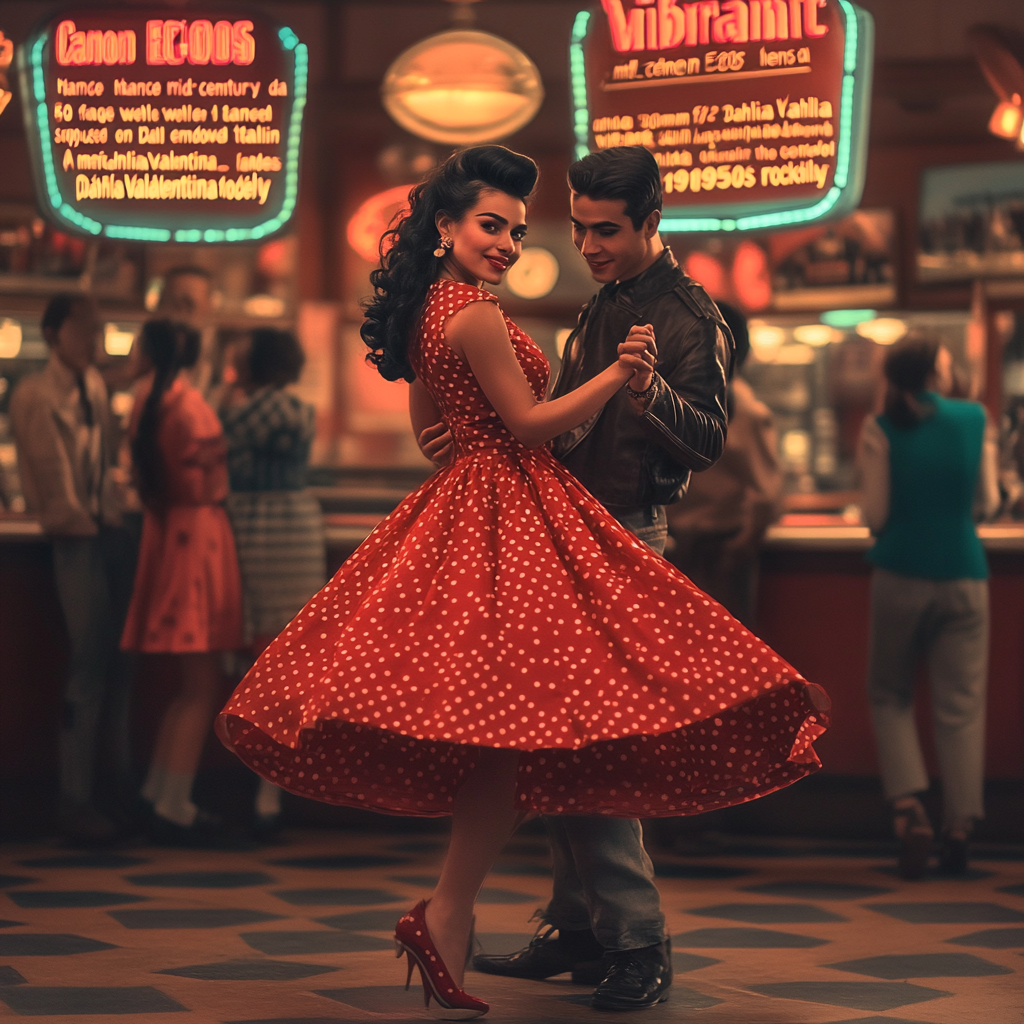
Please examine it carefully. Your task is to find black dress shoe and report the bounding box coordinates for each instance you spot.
[592,939,673,1011]
[473,923,605,982]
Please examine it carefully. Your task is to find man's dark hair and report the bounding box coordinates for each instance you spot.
[567,147,663,230]
[716,301,749,374]
[41,293,86,341]
[249,328,305,387]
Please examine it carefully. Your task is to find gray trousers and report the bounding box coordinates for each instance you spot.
[51,527,136,806]
[541,505,667,952]
[867,568,988,825]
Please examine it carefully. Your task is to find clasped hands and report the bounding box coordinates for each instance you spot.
[417,324,658,469]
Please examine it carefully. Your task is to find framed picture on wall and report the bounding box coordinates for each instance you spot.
[768,208,897,311]
[918,161,1024,283]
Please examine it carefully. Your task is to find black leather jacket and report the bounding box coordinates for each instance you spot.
[550,248,732,507]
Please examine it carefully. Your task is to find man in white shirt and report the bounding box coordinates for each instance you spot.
[11,295,134,844]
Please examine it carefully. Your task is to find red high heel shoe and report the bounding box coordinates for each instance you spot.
[395,900,489,1020]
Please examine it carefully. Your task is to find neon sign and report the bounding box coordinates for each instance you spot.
[18,9,306,242]
[570,0,873,232]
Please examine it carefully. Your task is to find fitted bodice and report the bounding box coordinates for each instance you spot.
[410,280,550,456]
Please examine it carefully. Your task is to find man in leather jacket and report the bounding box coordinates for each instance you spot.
[472,147,732,1011]
[418,147,732,1010]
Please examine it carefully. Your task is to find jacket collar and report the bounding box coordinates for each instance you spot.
[44,351,82,397]
[600,246,680,310]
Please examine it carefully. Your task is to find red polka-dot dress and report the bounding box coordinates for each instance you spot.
[217,282,830,817]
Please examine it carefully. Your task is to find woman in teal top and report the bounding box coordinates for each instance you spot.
[859,334,999,879]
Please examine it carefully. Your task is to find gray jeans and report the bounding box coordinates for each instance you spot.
[867,568,988,825]
[51,527,136,806]
[541,504,667,952]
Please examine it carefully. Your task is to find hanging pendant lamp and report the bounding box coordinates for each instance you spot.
[381,0,544,145]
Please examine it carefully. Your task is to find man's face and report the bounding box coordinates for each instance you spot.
[570,194,655,284]
[159,272,212,326]
[51,299,100,374]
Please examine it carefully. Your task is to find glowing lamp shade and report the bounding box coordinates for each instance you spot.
[793,324,842,347]
[382,30,543,144]
[988,99,1023,139]
[0,318,22,358]
[103,323,134,356]
[856,317,907,346]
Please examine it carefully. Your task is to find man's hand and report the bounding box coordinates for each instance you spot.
[417,421,453,468]
[621,323,657,396]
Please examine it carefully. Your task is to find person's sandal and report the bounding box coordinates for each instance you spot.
[893,799,933,880]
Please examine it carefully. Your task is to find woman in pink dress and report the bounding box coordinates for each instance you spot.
[218,147,828,1018]
[122,319,242,843]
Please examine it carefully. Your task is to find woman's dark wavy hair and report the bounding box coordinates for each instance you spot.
[361,145,538,382]
[132,318,201,507]
[883,331,941,429]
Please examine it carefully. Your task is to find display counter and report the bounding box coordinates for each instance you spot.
[2,511,1022,791]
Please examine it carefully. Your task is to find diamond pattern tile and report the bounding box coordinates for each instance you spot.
[7,890,148,909]
[748,981,952,1010]
[688,902,846,923]
[826,952,1012,978]
[866,902,1024,924]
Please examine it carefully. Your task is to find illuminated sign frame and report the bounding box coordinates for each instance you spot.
[18,14,307,243]
[569,1,873,232]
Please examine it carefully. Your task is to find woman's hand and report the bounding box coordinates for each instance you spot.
[417,421,453,468]
[618,324,657,389]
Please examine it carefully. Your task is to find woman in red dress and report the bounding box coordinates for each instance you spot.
[123,319,242,843]
[217,147,828,1018]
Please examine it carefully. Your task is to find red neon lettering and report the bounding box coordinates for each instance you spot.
[600,0,826,49]
[804,0,828,37]
[56,20,75,64]
[232,20,255,64]
[601,0,645,52]
[146,21,165,64]
[188,20,213,64]
[57,19,136,66]
[163,20,185,65]
[212,21,233,65]
[658,0,686,49]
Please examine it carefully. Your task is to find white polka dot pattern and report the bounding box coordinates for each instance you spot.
[216,282,830,817]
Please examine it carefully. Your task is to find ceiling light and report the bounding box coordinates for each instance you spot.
[382,29,543,144]
[794,324,842,347]
[856,317,908,345]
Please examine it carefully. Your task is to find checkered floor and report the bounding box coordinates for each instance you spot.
[0,829,1021,1023]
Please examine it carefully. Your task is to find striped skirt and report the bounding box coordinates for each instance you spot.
[225,490,327,644]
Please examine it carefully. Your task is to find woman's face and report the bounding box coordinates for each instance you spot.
[436,189,527,287]
[932,345,953,395]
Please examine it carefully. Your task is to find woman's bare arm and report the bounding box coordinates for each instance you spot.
[444,300,650,449]
[409,378,453,466]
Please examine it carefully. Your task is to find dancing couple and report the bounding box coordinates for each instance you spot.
[218,144,829,1019]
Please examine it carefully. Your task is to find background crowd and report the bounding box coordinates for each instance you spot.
[9,263,998,880]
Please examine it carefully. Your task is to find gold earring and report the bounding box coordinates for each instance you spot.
[433,236,451,258]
